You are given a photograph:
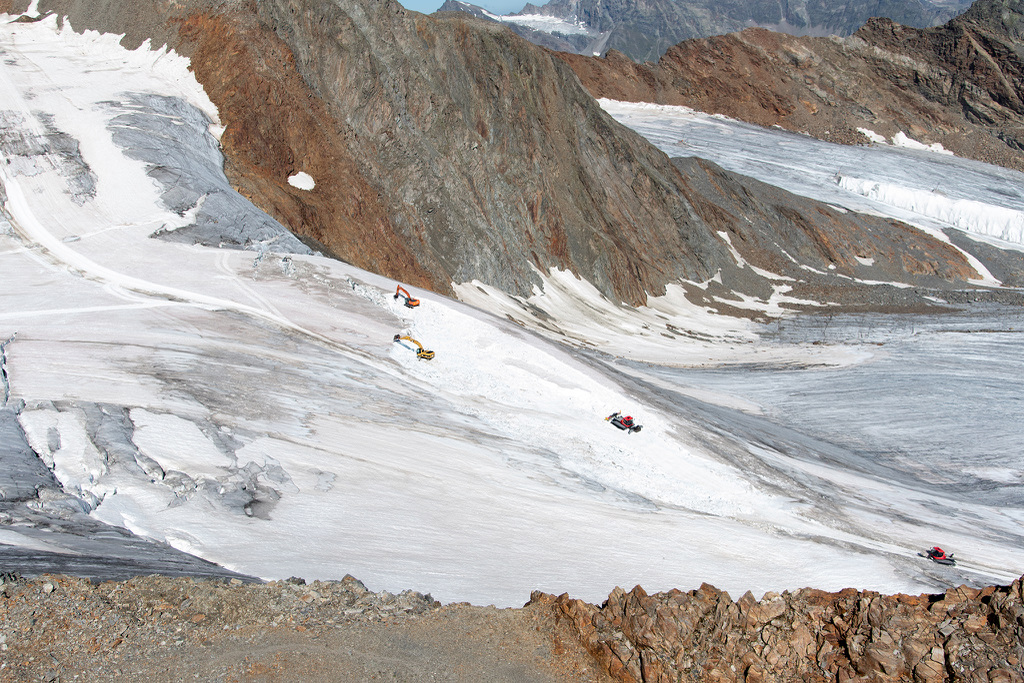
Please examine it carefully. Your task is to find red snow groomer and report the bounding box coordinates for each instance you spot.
[606,411,642,434]
[921,546,956,566]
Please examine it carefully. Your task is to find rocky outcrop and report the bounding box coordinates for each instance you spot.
[0,573,606,682]
[42,0,739,305]
[556,0,1024,174]
[670,157,983,312]
[247,0,737,305]
[535,576,1024,682]
[7,572,1024,682]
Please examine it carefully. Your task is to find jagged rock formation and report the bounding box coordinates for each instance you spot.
[28,0,1007,310]
[556,0,1024,174]
[669,157,984,311]
[534,576,1024,682]
[42,0,736,305]
[248,0,735,305]
[441,0,970,62]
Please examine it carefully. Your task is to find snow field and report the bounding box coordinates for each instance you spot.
[1,12,1021,606]
[367,278,777,518]
[837,175,1024,245]
[491,12,595,36]
[599,99,1024,257]
[454,269,869,367]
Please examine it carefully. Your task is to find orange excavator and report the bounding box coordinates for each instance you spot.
[393,334,434,360]
[394,285,420,308]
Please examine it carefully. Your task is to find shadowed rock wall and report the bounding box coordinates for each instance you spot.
[250,0,731,304]
[476,0,969,63]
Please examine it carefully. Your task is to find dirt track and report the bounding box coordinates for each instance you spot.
[0,574,611,682]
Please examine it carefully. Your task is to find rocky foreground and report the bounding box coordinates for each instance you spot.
[3,572,1023,682]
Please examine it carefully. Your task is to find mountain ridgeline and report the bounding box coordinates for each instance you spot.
[24,0,1020,311]
[439,0,972,62]
[557,0,1024,176]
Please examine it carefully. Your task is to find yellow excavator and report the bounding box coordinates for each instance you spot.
[393,334,435,360]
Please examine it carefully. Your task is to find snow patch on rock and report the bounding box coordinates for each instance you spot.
[287,172,315,191]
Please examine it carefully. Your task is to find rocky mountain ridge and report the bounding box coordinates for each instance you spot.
[20,0,1020,313]
[556,0,1024,175]
[440,0,971,62]
[541,574,1024,682]
[3,572,1023,681]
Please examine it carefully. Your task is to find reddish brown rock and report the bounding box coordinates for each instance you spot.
[175,10,439,291]
[536,576,1024,683]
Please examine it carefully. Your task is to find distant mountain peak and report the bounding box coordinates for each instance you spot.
[439,0,973,61]
[960,0,1024,37]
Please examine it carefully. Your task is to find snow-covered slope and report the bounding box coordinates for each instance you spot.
[598,100,1024,254]
[2,14,1022,607]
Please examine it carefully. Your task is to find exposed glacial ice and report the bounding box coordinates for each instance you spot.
[599,100,1024,252]
[489,12,597,36]
[837,176,1024,245]
[1,14,1022,607]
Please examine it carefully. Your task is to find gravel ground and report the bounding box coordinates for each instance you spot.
[0,574,611,682]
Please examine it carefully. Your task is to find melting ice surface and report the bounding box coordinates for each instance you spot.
[1,15,1023,607]
[599,100,1024,250]
[482,9,598,36]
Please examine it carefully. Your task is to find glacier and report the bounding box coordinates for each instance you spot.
[1,13,1022,608]
[599,100,1024,254]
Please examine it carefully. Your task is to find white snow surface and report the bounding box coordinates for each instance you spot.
[484,10,596,36]
[857,128,953,155]
[600,100,1024,252]
[1,17,1022,606]
[287,172,316,190]
[453,269,853,368]
[837,176,1024,245]
[890,131,952,155]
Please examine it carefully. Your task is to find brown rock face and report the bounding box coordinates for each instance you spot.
[251,0,743,305]
[673,157,980,309]
[6,572,1024,682]
[536,576,1024,683]
[44,0,739,304]
[176,10,438,291]
[556,0,1024,174]
[0,574,612,682]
